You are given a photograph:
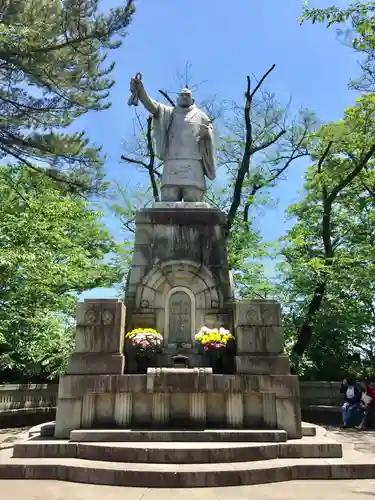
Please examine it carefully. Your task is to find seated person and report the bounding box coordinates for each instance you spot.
[357,379,375,430]
[340,377,363,427]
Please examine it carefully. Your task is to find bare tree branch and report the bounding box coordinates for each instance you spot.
[145,115,160,201]
[250,129,286,156]
[120,155,149,170]
[158,89,175,107]
[226,65,277,230]
[249,64,276,100]
[121,117,161,201]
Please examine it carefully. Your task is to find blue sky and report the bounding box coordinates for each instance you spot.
[81,0,359,299]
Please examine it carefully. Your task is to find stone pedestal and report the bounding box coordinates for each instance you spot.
[55,299,125,438]
[54,205,302,440]
[125,202,234,362]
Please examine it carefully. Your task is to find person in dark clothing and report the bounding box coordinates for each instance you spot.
[340,377,363,427]
[357,379,375,430]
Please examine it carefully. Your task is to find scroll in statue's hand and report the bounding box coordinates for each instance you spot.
[130,75,143,92]
[128,73,143,106]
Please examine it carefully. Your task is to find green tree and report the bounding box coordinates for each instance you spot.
[0,165,119,381]
[299,1,375,50]
[299,1,375,92]
[0,0,135,193]
[278,94,375,369]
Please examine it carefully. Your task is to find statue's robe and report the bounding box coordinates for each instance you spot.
[153,103,216,191]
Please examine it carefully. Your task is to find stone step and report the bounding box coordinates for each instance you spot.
[27,421,317,439]
[1,455,375,487]
[69,429,288,443]
[302,424,316,436]
[12,438,342,463]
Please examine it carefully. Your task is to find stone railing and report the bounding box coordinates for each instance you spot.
[0,384,58,411]
[299,381,342,408]
[0,381,343,411]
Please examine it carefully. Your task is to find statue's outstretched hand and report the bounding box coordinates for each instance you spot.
[130,75,143,92]
[128,72,143,107]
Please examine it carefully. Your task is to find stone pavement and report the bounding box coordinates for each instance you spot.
[0,428,29,449]
[1,479,375,499]
[325,426,375,455]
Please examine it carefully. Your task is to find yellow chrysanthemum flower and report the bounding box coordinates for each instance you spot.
[194,325,235,345]
[125,327,162,338]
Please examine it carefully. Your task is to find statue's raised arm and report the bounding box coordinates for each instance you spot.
[128,73,159,116]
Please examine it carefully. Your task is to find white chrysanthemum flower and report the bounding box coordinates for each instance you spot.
[219,327,230,335]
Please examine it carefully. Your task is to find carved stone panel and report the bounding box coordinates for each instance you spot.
[168,291,192,345]
[75,299,125,354]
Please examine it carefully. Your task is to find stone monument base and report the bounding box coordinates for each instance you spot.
[54,296,302,439]
[55,368,301,439]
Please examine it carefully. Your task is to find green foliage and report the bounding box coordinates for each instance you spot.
[226,215,273,299]
[299,0,374,38]
[277,95,375,377]
[0,165,120,380]
[300,2,375,91]
[0,0,135,193]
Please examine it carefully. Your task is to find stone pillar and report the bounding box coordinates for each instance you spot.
[234,299,302,438]
[114,393,132,427]
[55,299,126,438]
[262,393,277,429]
[54,398,82,438]
[276,396,302,439]
[226,393,244,428]
[81,394,95,428]
[189,393,207,425]
[234,300,289,374]
[152,393,169,426]
[67,299,126,375]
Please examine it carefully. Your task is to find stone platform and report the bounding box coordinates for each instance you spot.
[69,429,289,442]
[2,423,375,487]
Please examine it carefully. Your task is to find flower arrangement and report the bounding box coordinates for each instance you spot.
[194,326,234,353]
[125,328,163,357]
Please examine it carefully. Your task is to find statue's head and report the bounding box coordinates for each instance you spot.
[177,88,193,108]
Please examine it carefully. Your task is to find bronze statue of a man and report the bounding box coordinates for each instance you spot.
[128,75,217,202]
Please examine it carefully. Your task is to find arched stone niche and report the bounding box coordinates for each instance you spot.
[165,287,195,346]
[135,260,223,346]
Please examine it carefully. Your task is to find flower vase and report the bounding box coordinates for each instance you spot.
[206,347,225,374]
[226,338,236,355]
[136,355,153,374]
[223,339,236,374]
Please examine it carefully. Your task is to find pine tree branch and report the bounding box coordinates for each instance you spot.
[13,1,135,56]
[0,144,88,196]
